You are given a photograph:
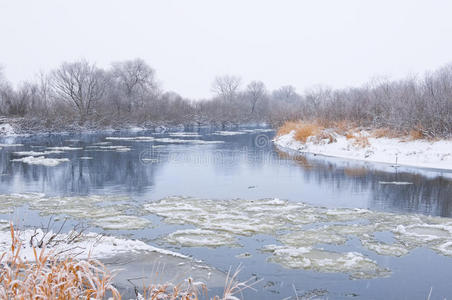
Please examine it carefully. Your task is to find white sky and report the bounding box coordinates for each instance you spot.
[1,0,452,99]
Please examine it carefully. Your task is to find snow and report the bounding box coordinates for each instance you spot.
[0,226,188,262]
[274,130,452,170]
[11,156,70,167]
[0,123,15,135]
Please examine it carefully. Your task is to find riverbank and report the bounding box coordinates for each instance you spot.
[274,122,452,170]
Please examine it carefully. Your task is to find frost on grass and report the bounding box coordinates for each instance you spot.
[145,196,452,279]
[11,156,69,167]
[0,194,151,230]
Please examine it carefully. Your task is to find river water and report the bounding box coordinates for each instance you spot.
[1,127,452,299]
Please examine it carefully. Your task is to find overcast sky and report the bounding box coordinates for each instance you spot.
[1,0,452,98]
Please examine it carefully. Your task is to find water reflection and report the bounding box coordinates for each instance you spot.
[276,149,452,217]
[0,129,451,217]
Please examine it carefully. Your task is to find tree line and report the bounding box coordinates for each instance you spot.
[0,59,451,136]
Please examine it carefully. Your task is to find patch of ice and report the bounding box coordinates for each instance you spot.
[166,229,239,248]
[145,196,452,278]
[168,132,202,137]
[262,245,390,279]
[379,181,413,185]
[212,131,247,136]
[13,150,64,156]
[47,146,83,151]
[0,143,23,147]
[0,194,149,231]
[79,156,93,160]
[92,216,152,230]
[11,156,69,167]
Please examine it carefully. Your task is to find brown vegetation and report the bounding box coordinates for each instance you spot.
[0,224,255,300]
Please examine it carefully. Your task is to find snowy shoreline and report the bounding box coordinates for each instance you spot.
[274,130,452,171]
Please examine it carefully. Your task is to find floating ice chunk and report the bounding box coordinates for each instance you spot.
[360,238,409,257]
[92,142,112,145]
[212,131,247,136]
[47,146,83,151]
[13,150,64,156]
[79,156,93,160]
[379,181,413,185]
[105,136,154,141]
[92,216,152,230]
[153,138,224,144]
[11,156,69,167]
[86,145,132,152]
[240,129,274,133]
[166,229,239,247]
[262,245,390,279]
[0,143,23,147]
[168,132,202,137]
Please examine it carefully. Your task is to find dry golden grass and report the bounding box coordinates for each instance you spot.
[277,121,323,143]
[409,128,425,140]
[351,134,370,148]
[293,123,322,143]
[0,224,256,300]
[276,121,301,137]
[0,224,120,300]
[344,167,368,177]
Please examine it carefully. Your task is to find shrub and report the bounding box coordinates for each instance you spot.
[276,121,301,137]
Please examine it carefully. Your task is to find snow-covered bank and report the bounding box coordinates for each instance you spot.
[0,224,187,262]
[274,130,452,170]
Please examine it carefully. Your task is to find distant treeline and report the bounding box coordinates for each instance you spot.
[0,59,451,136]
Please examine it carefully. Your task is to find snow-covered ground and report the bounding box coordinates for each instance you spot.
[0,223,187,262]
[274,130,452,170]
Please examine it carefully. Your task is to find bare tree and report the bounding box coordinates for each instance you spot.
[51,60,106,124]
[110,58,158,113]
[245,81,267,116]
[211,75,241,101]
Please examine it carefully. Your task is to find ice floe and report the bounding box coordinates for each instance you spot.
[212,131,247,136]
[168,132,202,137]
[13,150,64,156]
[47,146,83,151]
[0,194,150,231]
[144,196,452,278]
[11,156,69,167]
[0,143,23,147]
[104,136,224,144]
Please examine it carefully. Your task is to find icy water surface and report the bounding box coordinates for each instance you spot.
[1,127,452,299]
